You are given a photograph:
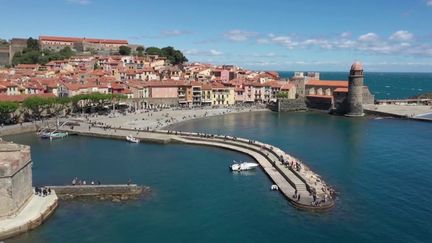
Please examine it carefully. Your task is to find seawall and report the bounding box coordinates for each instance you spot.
[268,98,307,112]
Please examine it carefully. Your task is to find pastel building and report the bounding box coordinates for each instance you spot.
[211,83,235,106]
[39,36,129,53]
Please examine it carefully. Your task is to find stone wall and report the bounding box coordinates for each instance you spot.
[49,184,148,200]
[363,86,375,105]
[306,97,333,111]
[0,142,33,218]
[0,46,9,66]
[0,123,39,136]
[268,98,307,112]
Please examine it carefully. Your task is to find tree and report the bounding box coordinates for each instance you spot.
[146,46,187,65]
[71,93,126,113]
[0,39,8,45]
[59,47,74,59]
[0,101,19,124]
[26,37,39,51]
[276,92,289,99]
[145,47,163,56]
[136,46,144,57]
[119,46,131,55]
[22,96,51,120]
[47,97,70,118]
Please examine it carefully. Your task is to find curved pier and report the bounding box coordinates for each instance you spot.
[59,123,335,211]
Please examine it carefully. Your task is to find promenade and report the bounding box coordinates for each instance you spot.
[364,104,432,121]
[0,193,58,240]
[82,106,267,131]
[59,120,335,210]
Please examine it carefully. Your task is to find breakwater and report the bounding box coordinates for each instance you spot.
[49,184,149,201]
[58,123,335,211]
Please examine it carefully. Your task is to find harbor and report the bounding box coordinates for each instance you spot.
[3,110,432,242]
[57,121,335,210]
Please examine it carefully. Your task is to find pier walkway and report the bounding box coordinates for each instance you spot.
[58,123,334,210]
[364,104,432,122]
[49,184,148,201]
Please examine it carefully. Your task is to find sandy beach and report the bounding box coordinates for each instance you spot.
[82,106,268,130]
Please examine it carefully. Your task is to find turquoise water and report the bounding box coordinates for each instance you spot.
[279,71,432,99]
[5,111,432,243]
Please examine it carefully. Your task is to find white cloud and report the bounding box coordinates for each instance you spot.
[302,39,333,49]
[389,30,414,42]
[427,0,432,6]
[224,30,258,42]
[209,49,223,56]
[184,49,223,56]
[270,36,299,49]
[358,33,379,42]
[66,0,91,5]
[340,32,351,38]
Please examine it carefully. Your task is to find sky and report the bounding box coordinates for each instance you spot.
[1,0,432,72]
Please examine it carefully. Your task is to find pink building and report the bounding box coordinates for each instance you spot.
[148,81,183,98]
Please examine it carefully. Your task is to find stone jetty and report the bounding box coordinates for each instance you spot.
[49,184,149,201]
[59,122,335,211]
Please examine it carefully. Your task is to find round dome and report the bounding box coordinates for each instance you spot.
[351,62,363,71]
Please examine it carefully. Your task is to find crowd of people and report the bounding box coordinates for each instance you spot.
[34,186,51,197]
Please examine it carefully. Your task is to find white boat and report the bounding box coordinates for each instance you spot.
[126,135,140,143]
[230,161,259,171]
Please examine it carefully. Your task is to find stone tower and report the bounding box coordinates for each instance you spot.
[346,62,364,117]
[0,141,33,219]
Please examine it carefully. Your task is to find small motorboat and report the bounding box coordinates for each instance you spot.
[270,185,279,191]
[126,135,140,143]
[230,161,259,171]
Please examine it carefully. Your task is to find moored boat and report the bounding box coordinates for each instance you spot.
[49,132,68,139]
[37,131,68,139]
[230,161,259,171]
[126,135,140,143]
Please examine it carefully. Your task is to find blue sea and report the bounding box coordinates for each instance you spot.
[279,71,432,99]
[4,72,432,243]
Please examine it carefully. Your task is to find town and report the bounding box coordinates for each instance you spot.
[0,35,377,124]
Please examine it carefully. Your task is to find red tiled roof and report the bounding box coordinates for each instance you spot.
[306,80,348,87]
[334,87,349,93]
[281,83,294,90]
[16,64,39,69]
